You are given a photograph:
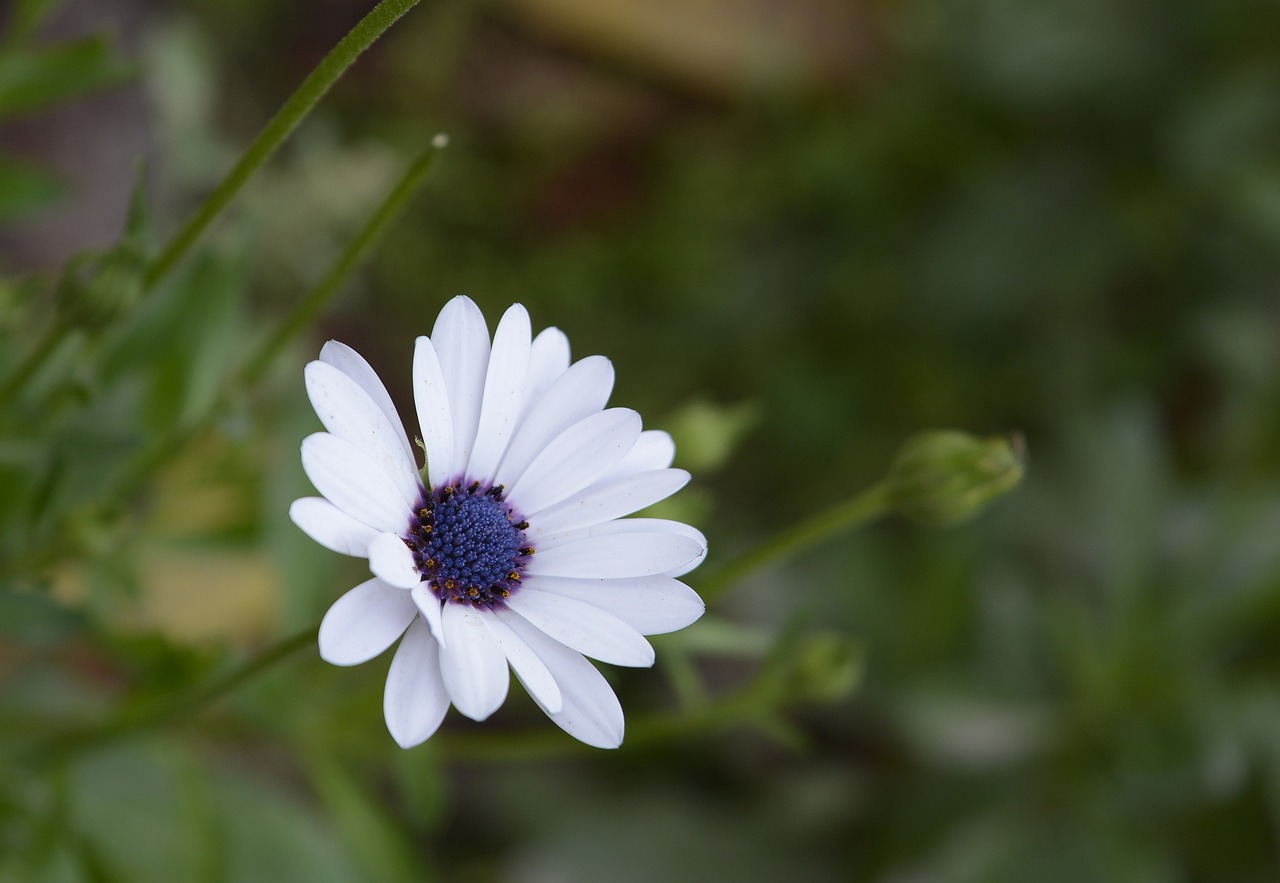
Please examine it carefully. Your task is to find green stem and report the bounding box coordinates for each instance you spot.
[0,322,70,409]
[107,137,446,502]
[239,136,447,386]
[433,679,778,764]
[28,620,320,764]
[696,479,893,603]
[141,0,422,292]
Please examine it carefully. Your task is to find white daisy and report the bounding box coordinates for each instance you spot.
[289,296,706,749]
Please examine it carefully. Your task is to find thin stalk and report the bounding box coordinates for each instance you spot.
[240,136,447,386]
[0,322,70,409]
[107,137,446,502]
[433,680,778,764]
[696,479,893,602]
[141,0,422,292]
[28,620,320,765]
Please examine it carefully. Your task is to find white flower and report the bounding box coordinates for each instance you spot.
[290,296,706,749]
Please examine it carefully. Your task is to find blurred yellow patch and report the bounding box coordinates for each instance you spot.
[54,547,281,644]
[507,0,863,96]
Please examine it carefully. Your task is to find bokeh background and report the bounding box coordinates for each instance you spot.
[4,0,1280,879]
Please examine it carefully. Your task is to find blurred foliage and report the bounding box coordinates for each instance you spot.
[0,0,132,223]
[2,0,1280,880]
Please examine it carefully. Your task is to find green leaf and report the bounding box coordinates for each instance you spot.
[0,33,133,120]
[303,749,431,883]
[67,744,370,883]
[98,249,245,431]
[0,152,62,220]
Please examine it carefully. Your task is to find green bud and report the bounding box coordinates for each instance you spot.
[783,633,864,705]
[886,430,1025,527]
[55,248,145,332]
[55,164,150,332]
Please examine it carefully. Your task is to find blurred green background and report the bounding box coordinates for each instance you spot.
[4,0,1280,879]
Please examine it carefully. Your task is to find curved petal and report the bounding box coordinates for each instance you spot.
[411,584,445,646]
[522,575,705,635]
[432,296,490,482]
[368,532,421,589]
[524,531,704,579]
[535,518,708,578]
[604,430,676,478]
[494,356,614,490]
[319,341,414,461]
[467,304,531,481]
[383,619,451,748]
[508,408,640,515]
[305,360,419,503]
[502,614,624,749]
[289,496,379,556]
[413,336,455,487]
[319,577,416,666]
[487,609,562,713]
[526,469,690,536]
[301,433,413,533]
[506,590,654,667]
[520,326,571,422]
[438,603,509,721]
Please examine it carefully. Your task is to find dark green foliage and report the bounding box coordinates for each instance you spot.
[3,0,1280,879]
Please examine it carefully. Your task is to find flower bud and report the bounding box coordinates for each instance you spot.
[55,166,149,332]
[55,248,145,332]
[783,633,864,705]
[886,430,1024,526]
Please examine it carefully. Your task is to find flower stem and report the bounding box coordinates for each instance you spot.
[239,135,448,386]
[141,0,422,292]
[696,479,893,602]
[27,620,320,765]
[0,321,70,409]
[433,678,780,763]
[106,137,446,503]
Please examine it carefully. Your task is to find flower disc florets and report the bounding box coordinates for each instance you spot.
[406,480,532,607]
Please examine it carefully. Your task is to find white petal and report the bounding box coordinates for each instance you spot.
[383,619,450,748]
[466,304,531,481]
[432,296,490,481]
[502,614,624,748]
[536,517,708,578]
[522,575,705,635]
[508,408,640,515]
[605,430,676,478]
[319,577,416,666]
[526,469,691,536]
[506,590,654,667]
[525,531,704,579]
[488,609,562,713]
[289,497,379,556]
[494,356,614,489]
[305,360,419,503]
[438,603,509,721]
[368,532,421,589]
[413,336,455,487]
[319,341,414,461]
[411,584,446,646]
[520,326,571,421]
[300,433,413,533]
[663,528,708,577]
[534,516,705,551]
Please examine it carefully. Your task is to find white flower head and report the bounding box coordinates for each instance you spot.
[290,296,706,748]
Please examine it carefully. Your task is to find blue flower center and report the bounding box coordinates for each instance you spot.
[406,481,532,607]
